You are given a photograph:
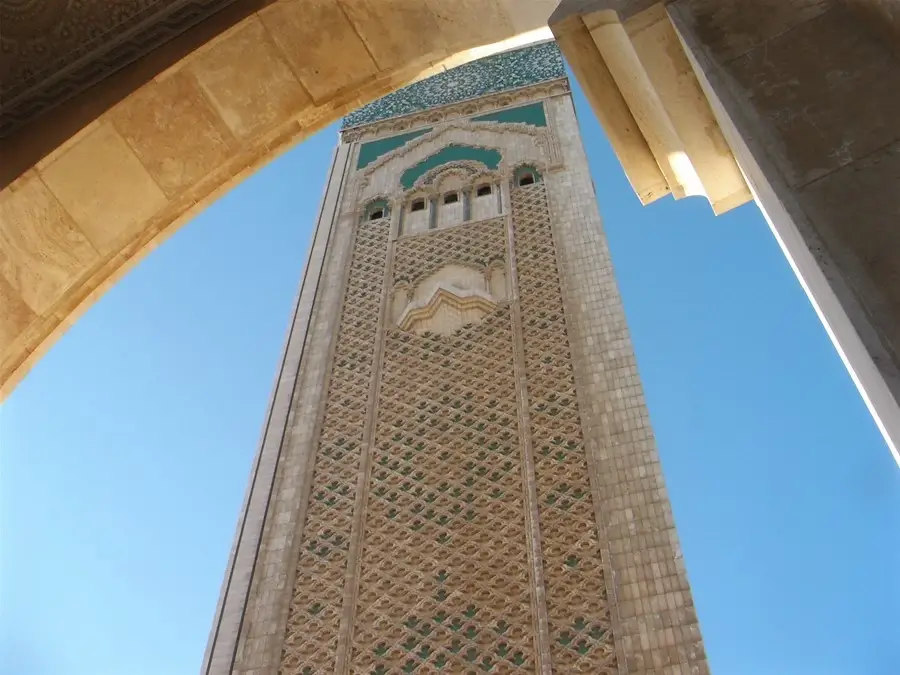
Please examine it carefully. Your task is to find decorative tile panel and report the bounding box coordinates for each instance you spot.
[401,146,502,190]
[472,102,547,127]
[342,42,565,130]
[358,129,433,169]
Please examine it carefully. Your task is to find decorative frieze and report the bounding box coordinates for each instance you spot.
[341,41,566,131]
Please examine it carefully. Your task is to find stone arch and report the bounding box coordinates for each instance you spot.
[400,190,433,235]
[401,145,502,190]
[405,160,508,230]
[513,164,543,186]
[0,5,559,396]
[363,198,390,222]
[417,161,497,193]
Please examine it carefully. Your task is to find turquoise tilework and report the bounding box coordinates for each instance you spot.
[342,41,564,129]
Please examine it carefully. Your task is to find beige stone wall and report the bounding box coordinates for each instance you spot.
[549,0,900,467]
[545,93,707,674]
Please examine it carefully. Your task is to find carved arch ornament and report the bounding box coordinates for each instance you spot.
[391,262,509,336]
[406,161,503,201]
[349,117,561,206]
[356,192,394,223]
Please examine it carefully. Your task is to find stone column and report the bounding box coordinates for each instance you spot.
[429,196,439,229]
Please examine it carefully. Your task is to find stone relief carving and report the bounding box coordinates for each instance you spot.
[415,161,498,190]
[358,119,558,190]
[354,191,393,221]
[1,0,239,136]
[488,258,508,300]
[350,124,558,210]
[391,263,507,336]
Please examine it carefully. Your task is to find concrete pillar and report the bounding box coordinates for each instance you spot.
[667,0,900,463]
[551,0,900,462]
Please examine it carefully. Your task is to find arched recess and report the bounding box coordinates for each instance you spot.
[513,164,543,186]
[401,146,502,190]
[363,198,390,222]
[0,2,559,397]
[406,158,504,232]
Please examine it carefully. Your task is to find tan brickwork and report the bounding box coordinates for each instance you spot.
[352,314,536,672]
[392,219,508,287]
[346,217,541,674]
[544,94,707,674]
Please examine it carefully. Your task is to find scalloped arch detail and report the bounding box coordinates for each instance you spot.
[400,145,502,189]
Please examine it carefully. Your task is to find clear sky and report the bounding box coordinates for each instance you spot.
[2,78,898,675]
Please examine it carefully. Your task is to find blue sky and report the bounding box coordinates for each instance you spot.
[2,78,898,675]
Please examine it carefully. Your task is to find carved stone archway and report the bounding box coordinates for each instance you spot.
[0,0,558,397]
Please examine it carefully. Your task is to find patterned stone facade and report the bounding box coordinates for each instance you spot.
[211,44,707,675]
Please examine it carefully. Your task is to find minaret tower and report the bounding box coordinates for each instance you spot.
[203,42,708,675]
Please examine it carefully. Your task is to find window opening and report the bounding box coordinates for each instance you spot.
[369,209,384,220]
[476,185,492,197]
[443,192,459,205]
[518,172,535,187]
[411,199,426,212]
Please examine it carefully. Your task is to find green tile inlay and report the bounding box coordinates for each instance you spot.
[357,128,432,169]
[472,102,546,127]
[400,145,501,189]
[343,41,564,129]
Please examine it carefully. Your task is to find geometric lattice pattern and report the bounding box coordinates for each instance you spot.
[392,217,507,287]
[350,309,536,674]
[512,183,618,674]
[349,219,536,674]
[280,217,390,674]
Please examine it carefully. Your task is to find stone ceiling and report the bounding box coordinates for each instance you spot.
[0,0,252,136]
